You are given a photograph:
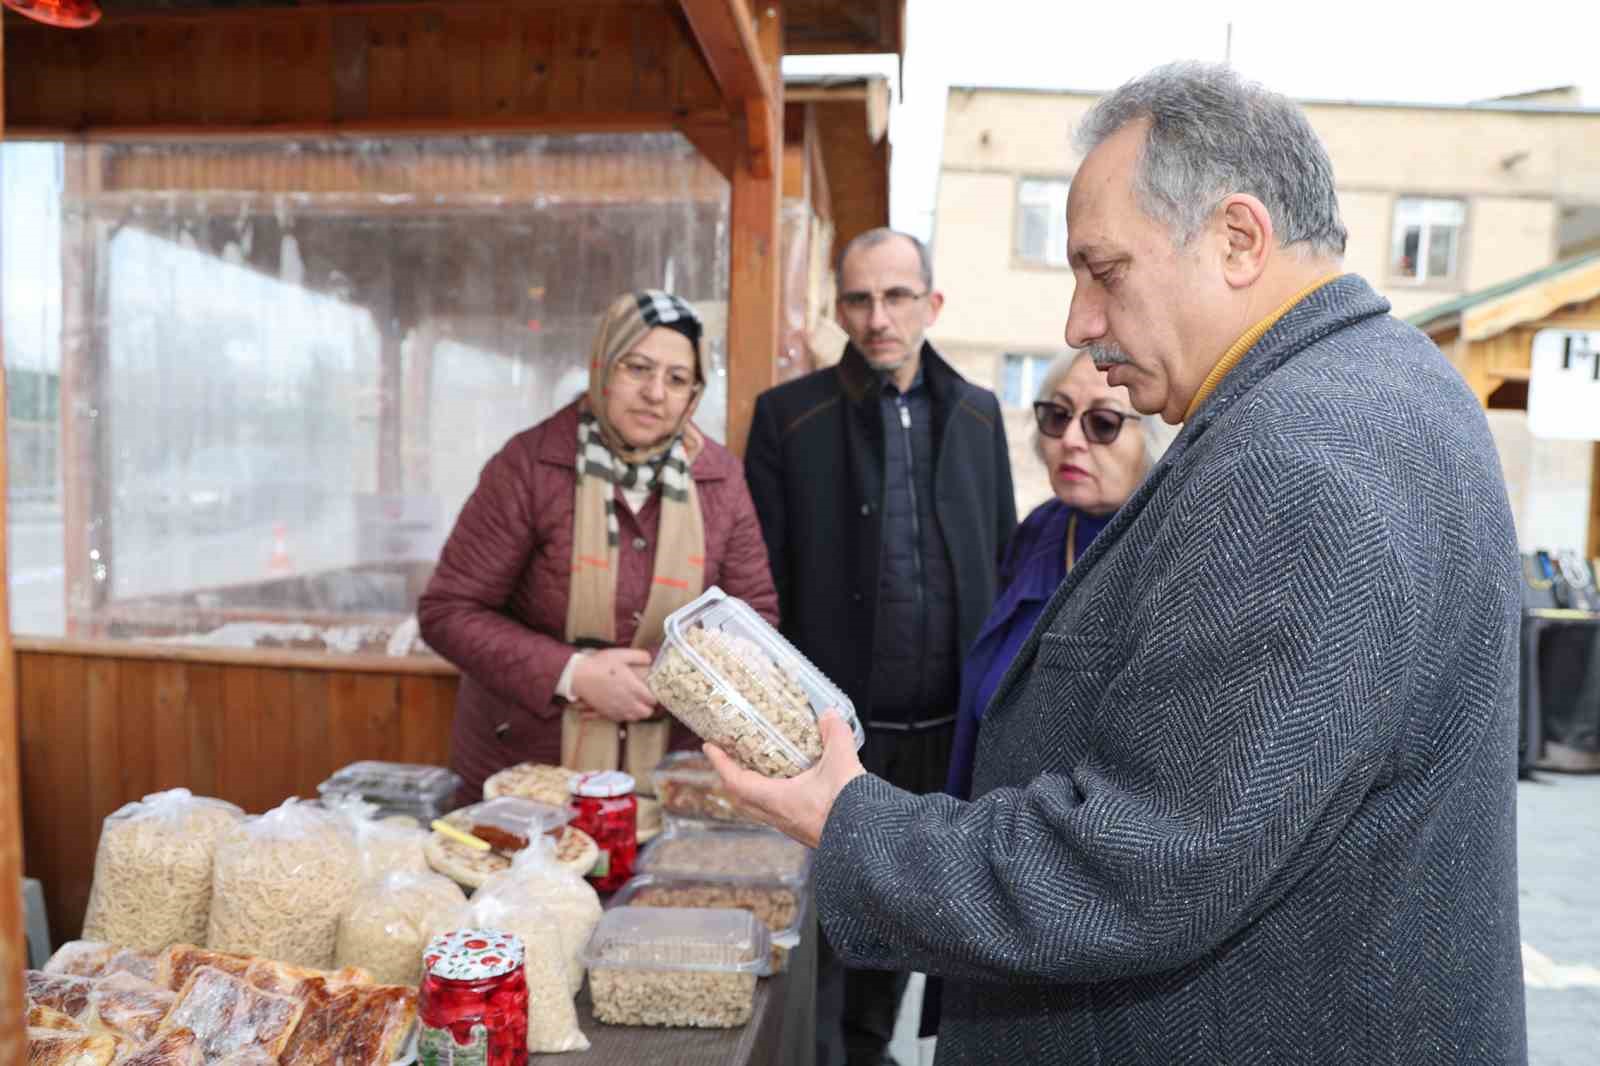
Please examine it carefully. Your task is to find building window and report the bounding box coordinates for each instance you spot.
[1000,352,1057,408]
[1391,197,1465,284]
[1016,178,1071,267]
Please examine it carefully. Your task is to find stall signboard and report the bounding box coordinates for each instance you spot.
[1528,329,1600,440]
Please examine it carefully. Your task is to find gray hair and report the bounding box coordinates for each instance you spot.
[1074,62,1347,258]
[1032,350,1178,473]
[836,227,934,291]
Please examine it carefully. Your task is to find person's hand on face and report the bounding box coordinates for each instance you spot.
[703,711,865,849]
[605,327,699,450]
[571,648,657,722]
[1037,356,1145,516]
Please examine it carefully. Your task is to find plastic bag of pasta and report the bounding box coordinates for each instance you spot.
[81,789,243,953]
[475,839,603,997]
[321,793,430,885]
[206,800,361,969]
[445,891,589,1054]
[335,870,468,986]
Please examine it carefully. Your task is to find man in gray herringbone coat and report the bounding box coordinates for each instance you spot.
[710,61,1527,1065]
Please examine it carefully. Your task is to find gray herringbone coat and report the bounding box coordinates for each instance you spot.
[815,276,1528,1064]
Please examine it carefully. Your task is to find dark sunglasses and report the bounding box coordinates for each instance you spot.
[1033,401,1139,444]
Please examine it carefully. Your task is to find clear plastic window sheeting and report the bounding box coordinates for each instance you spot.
[1,134,731,648]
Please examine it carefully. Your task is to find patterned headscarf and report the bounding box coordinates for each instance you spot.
[566,290,707,652]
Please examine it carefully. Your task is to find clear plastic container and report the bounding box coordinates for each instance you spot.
[650,751,763,826]
[581,907,770,1028]
[610,873,804,973]
[316,761,462,821]
[636,824,813,888]
[646,587,864,778]
[458,796,574,853]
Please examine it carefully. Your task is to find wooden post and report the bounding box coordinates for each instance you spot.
[1588,442,1600,560]
[725,0,783,458]
[59,146,109,635]
[2,26,35,1065]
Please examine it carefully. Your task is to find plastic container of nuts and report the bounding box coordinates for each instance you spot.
[651,751,763,827]
[610,872,804,973]
[317,761,462,822]
[636,824,813,888]
[582,907,771,1028]
[646,587,864,778]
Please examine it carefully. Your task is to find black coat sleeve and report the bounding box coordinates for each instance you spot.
[743,392,791,618]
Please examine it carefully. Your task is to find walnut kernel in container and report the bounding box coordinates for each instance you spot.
[582,908,769,1030]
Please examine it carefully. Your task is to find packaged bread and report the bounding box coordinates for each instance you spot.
[81,789,243,953]
[87,973,175,1043]
[25,1028,123,1066]
[274,975,417,1066]
[206,800,361,969]
[159,965,305,1061]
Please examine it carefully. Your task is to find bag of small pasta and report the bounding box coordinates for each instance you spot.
[81,788,243,952]
[443,890,589,1053]
[321,793,430,885]
[206,799,361,969]
[335,870,468,986]
[475,838,603,997]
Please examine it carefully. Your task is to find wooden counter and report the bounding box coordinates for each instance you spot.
[14,637,458,949]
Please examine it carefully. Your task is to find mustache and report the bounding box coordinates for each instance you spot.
[1087,343,1132,367]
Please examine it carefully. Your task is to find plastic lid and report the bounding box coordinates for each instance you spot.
[423,929,525,981]
[610,872,806,945]
[317,761,461,805]
[572,770,635,799]
[468,796,574,836]
[580,907,770,974]
[637,824,812,885]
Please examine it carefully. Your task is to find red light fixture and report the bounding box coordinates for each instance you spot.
[2,0,102,29]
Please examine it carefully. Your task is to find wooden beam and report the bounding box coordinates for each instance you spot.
[677,0,777,177]
[3,2,722,135]
[0,24,32,1066]
[724,0,783,459]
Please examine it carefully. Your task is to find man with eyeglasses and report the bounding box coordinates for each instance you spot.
[744,227,1017,1066]
[717,63,1526,1065]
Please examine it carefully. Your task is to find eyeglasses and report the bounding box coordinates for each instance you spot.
[1033,401,1138,444]
[837,287,929,317]
[615,355,698,398]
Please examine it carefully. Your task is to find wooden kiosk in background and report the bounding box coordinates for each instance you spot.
[0,2,902,1052]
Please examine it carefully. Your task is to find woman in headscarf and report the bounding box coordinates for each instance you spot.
[419,291,778,801]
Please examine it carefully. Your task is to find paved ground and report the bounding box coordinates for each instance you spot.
[888,770,1600,1066]
[1517,770,1600,1066]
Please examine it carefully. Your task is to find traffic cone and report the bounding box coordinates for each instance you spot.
[267,521,293,576]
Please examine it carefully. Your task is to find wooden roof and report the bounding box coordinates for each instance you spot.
[1409,252,1600,341]
[82,0,906,56]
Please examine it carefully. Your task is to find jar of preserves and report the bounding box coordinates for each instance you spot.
[418,928,529,1066]
[569,770,638,893]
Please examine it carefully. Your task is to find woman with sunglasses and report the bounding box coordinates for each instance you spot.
[419,290,778,803]
[944,350,1175,800]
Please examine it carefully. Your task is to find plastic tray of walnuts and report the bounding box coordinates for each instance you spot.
[581,907,771,1029]
[610,872,804,973]
[646,587,864,778]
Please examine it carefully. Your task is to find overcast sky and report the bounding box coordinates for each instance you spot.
[786,0,1600,240]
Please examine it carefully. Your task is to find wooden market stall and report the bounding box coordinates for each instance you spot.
[1411,250,1600,558]
[1411,252,1600,774]
[0,1,905,1057]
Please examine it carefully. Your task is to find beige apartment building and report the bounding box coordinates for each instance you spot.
[930,84,1600,520]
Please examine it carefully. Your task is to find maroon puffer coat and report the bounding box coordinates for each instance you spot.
[418,401,779,800]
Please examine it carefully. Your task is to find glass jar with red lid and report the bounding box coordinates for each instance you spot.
[418,928,529,1066]
[569,770,638,893]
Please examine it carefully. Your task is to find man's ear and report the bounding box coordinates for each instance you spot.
[1218,194,1273,289]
